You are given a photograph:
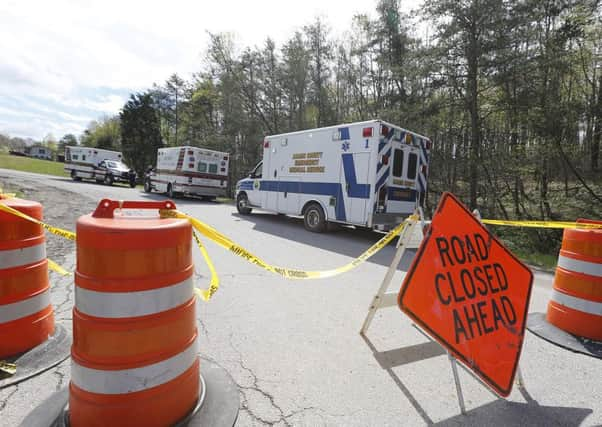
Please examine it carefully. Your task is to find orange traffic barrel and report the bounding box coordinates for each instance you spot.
[546,218,602,341]
[69,199,200,427]
[0,196,54,358]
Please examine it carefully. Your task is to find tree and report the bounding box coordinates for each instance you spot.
[281,31,310,129]
[80,116,121,150]
[424,0,506,210]
[304,18,334,127]
[58,133,78,154]
[119,92,163,177]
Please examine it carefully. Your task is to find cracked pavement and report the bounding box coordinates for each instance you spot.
[1,169,602,426]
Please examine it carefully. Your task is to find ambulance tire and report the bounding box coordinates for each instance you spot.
[236,193,252,215]
[70,170,82,182]
[304,203,326,233]
[104,174,114,186]
[144,178,152,193]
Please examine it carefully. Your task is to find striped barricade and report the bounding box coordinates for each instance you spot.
[546,218,602,341]
[69,199,200,427]
[0,196,54,358]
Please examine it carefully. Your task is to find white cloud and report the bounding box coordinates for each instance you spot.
[0,0,422,139]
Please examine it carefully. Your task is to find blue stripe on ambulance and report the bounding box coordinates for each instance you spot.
[417,138,428,194]
[338,127,350,140]
[239,180,254,190]
[258,154,369,222]
[374,168,389,194]
[342,154,370,198]
[259,181,348,221]
[377,148,391,173]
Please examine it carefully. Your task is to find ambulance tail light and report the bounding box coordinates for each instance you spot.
[263,140,269,148]
[381,125,389,136]
[425,140,432,150]
[382,154,389,165]
[363,127,373,137]
[223,156,228,161]
[421,165,428,174]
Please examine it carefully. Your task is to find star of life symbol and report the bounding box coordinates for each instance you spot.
[341,141,350,151]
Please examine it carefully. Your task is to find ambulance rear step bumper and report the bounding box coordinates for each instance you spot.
[372,212,415,231]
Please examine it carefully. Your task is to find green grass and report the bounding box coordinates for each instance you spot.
[0,154,68,177]
[511,249,558,271]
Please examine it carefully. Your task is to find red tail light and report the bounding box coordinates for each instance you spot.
[263,140,269,148]
[223,156,228,161]
[188,163,194,168]
[381,125,389,136]
[421,165,428,174]
[425,140,432,150]
[382,155,389,165]
[363,127,373,137]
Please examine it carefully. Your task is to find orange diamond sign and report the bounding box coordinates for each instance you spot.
[398,193,533,397]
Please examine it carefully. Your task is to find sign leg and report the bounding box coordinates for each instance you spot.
[448,353,466,415]
[360,222,416,335]
[515,365,525,388]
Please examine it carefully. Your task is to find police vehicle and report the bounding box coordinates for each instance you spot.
[235,120,431,232]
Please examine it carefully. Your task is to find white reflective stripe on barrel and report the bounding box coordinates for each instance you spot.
[558,254,602,278]
[71,335,199,394]
[552,290,602,316]
[0,289,51,323]
[75,276,194,318]
[0,243,46,270]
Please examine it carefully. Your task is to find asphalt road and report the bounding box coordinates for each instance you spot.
[1,169,600,426]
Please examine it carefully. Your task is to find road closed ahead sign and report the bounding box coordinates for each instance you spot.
[398,192,533,397]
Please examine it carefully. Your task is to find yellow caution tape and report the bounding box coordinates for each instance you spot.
[0,203,76,240]
[0,360,17,376]
[0,197,75,276]
[47,258,72,276]
[161,209,415,280]
[192,230,220,301]
[482,219,602,229]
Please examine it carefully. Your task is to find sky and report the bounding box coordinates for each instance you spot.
[0,0,422,141]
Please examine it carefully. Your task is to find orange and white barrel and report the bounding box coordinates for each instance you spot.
[0,196,54,358]
[69,200,200,427]
[546,219,602,341]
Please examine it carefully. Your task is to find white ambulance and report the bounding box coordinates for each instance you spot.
[235,120,431,232]
[64,146,137,187]
[144,146,230,199]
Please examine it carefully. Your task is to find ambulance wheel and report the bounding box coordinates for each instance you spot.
[167,183,175,199]
[236,193,252,215]
[144,179,152,193]
[104,174,114,186]
[70,170,81,181]
[304,203,326,233]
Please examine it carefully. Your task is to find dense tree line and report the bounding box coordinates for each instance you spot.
[61,0,602,255]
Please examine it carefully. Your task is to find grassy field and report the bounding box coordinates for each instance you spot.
[0,154,67,177]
